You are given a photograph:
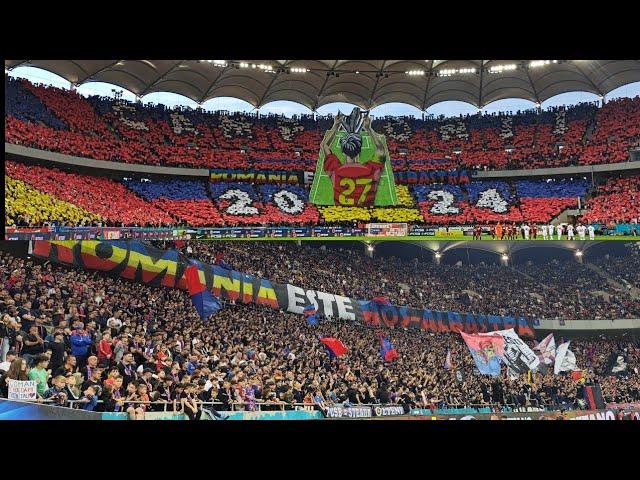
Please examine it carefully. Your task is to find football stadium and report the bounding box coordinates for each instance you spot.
[1,59,639,422]
[4,60,640,241]
[0,239,638,420]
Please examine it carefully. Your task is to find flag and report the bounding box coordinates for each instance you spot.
[460,331,504,377]
[173,240,186,248]
[533,333,556,366]
[371,296,392,306]
[320,338,348,358]
[583,384,606,410]
[483,328,540,374]
[444,349,452,370]
[605,352,627,376]
[218,259,233,270]
[213,252,233,270]
[571,370,586,384]
[379,333,398,362]
[303,304,318,326]
[554,341,577,374]
[185,264,222,319]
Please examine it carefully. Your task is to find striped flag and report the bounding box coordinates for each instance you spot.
[303,304,318,326]
[185,264,222,319]
[320,338,348,358]
[379,333,398,362]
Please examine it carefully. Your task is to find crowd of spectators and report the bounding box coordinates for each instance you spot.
[591,243,640,291]
[581,176,640,224]
[8,154,613,228]
[1,244,638,417]
[177,241,640,321]
[5,76,639,172]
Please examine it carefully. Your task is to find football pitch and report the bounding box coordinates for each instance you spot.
[207,234,637,241]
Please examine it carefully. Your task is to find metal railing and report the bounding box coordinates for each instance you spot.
[9,397,590,414]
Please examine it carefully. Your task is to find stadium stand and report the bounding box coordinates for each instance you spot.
[581,176,640,224]
[1,242,638,416]
[5,161,175,226]
[5,77,640,171]
[6,158,605,228]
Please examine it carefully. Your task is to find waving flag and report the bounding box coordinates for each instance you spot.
[213,252,233,270]
[534,333,556,366]
[605,352,628,376]
[371,296,392,306]
[571,370,586,384]
[185,264,222,319]
[492,329,540,374]
[554,341,577,374]
[320,338,348,358]
[379,333,398,362]
[460,331,504,377]
[303,304,318,326]
[444,349,452,370]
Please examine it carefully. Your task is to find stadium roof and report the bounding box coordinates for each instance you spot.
[6,60,640,111]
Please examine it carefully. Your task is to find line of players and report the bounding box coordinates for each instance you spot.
[472,222,596,241]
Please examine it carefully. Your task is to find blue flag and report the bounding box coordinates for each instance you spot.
[218,260,233,271]
[303,304,318,326]
[379,334,398,362]
[185,264,222,319]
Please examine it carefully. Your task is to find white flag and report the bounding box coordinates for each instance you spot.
[534,333,556,365]
[554,341,577,374]
[481,328,540,374]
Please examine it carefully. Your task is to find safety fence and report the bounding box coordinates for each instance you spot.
[4,398,638,420]
[7,222,638,240]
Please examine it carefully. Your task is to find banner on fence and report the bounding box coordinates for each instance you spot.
[7,380,37,401]
[32,240,536,337]
[393,169,470,185]
[209,169,310,185]
[0,399,102,420]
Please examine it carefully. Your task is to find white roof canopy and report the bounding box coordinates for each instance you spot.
[6,60,640,110]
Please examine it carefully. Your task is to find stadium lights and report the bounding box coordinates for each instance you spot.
[529,60,558,68]
[501,254,509,261]
[434,252,442,259]
[437,67,477,77]
[488,64,518,74]
[239,62,249,68]
[406,70,425,76]
[575,250,583,257]
[290,67,309,73]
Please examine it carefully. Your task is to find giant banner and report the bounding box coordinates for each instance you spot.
[309,108,398,207]
[32,240,535,337]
